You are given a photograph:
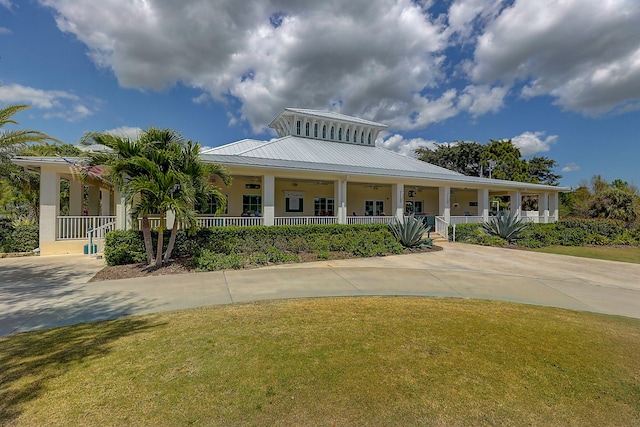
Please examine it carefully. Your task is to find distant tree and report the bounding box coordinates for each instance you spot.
[480,139,529,182]
[588,188,637,222]
[0,105,60,162]
[527,156,562,186]
[415,139,561,185]
[415,141,484,176]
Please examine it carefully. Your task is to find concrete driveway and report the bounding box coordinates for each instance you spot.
[1,243,639,336]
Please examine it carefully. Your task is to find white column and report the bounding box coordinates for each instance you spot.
[539,193,549,223]
[392,183,404,221]
[166,210,176,230]
[509,190,522,217]
[69,180,83,216]
[39,169,60,246]
[438,186,450,223]
[335,179,347,224]
[478,188,489,223]
[87,186,100,216]
[115,188,129,230]
[263,175,275,226]
[100,188,111,216]
[549,192,559,222]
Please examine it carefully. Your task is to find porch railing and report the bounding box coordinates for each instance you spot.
[435,216,449,240]
[347,216,395,225]
[449,215,484,225]
[57,216,117,240]
[87,220,117,257]
[197,216,264,227]
[275,216,337,226]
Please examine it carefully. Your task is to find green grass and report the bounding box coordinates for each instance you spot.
[2,298,639,426]
[532,245,640,264]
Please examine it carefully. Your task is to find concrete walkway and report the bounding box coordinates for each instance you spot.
[1,243,639,336]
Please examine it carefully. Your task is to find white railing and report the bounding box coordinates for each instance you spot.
[449,215,484,225]
[57,216,117,240]
[86,220,117,257]
[197,216,264,227]
[347,216,395,225]
[274,216,337,225]
[435,216,448,240]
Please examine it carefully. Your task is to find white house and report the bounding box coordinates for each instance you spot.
[12,108,568,255]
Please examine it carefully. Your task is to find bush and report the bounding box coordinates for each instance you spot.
[450,223,482,243]
[192,250,245,271]
[103,223,402,266]
[389,214,429,248]
[0,219,39,253]
[518,224,559,248]
[483,212,528,243]
[104,230,147,266]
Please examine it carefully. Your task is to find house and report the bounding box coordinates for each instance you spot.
[11,108,568,255]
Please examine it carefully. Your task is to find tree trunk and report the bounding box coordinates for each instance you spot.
[141,216,155,265]
[155,215,165,267]
[163,218,179,263]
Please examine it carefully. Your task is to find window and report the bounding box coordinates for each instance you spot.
[361,131,365,144]
[346,129,350,142]
[314,197,334,216]
[242,194,261,215]
[368,132,371,145]
[353,131,357,143]
[322,125,327,138]
[405,200,423,214]
[338,128,342,141]
[365,199,384,216]
[197,194,228,215]
[296,120,301,135]
[285,191,304,212]
[330,126,335,140]
[305,122,310,136]
[314,123,318,138]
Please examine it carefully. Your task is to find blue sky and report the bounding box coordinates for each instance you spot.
[1,0,639,189]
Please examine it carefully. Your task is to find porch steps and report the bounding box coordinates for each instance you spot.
[424,232,448,245]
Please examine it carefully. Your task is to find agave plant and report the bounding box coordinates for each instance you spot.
[389,214,431,248]
[482,211,528,243]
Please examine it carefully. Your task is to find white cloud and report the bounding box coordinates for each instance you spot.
[469,0,640,115]
[379,133,438,156]
[103,126,143,139]
[511,131,558,156]
[0,27,11,35]
[457,84,508,117]
[562,162,581,172]
[0,0,12,10]
[0,83,97,121]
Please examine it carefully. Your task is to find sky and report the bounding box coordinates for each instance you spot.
[1,0,639,189]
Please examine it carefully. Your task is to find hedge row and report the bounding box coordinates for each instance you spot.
[104,223,403,267]
[0,219,39,253]
[451,218,640,248]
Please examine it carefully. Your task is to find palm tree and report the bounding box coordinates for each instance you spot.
[83,128,230,267]
[0,105,60,157]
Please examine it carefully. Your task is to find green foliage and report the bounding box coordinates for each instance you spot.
[192,250,245,271]
[588,188,637,222]
[389,214,430,248]
[104,224,402,267]
[518,224,560,248]
[104,230,147,266]
[414,139,561,184]
[558,218,627,238]
[0,218,38,253]
[482,212,528,243]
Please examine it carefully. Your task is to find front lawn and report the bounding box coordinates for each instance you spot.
[2,298,639,426]
[532,245,640,264]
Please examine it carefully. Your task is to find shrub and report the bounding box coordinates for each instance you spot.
[192,250,245,271]
[10,221,39,252]
[559,218,627,238]
[0,218,14,252]
[389,214,429,248]
[104,230,147,266]
[518,224,559,248]
[483,212,528,243]
[450,223,482,243]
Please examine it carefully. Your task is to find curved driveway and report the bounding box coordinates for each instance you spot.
[1,243,639,336]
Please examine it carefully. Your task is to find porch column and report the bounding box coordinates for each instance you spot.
[69,180,83,216]
[549,192,559,222]
[438,186,450,223]
[539,192,549,223]
[392,183,404,221]
[166,210,176,230]
[478,188,489,223]
[87,185,100,216]
[40,169,60,247]
[335,179,347,224]
[115,188,130,230]
[100,188,111,216]
[509,190,521,217]
[263,174,275,226]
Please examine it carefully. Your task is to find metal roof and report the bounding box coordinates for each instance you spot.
[269,108,387,129]
[202,139,265,155]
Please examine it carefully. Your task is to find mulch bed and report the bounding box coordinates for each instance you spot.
[89,245,443,282]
